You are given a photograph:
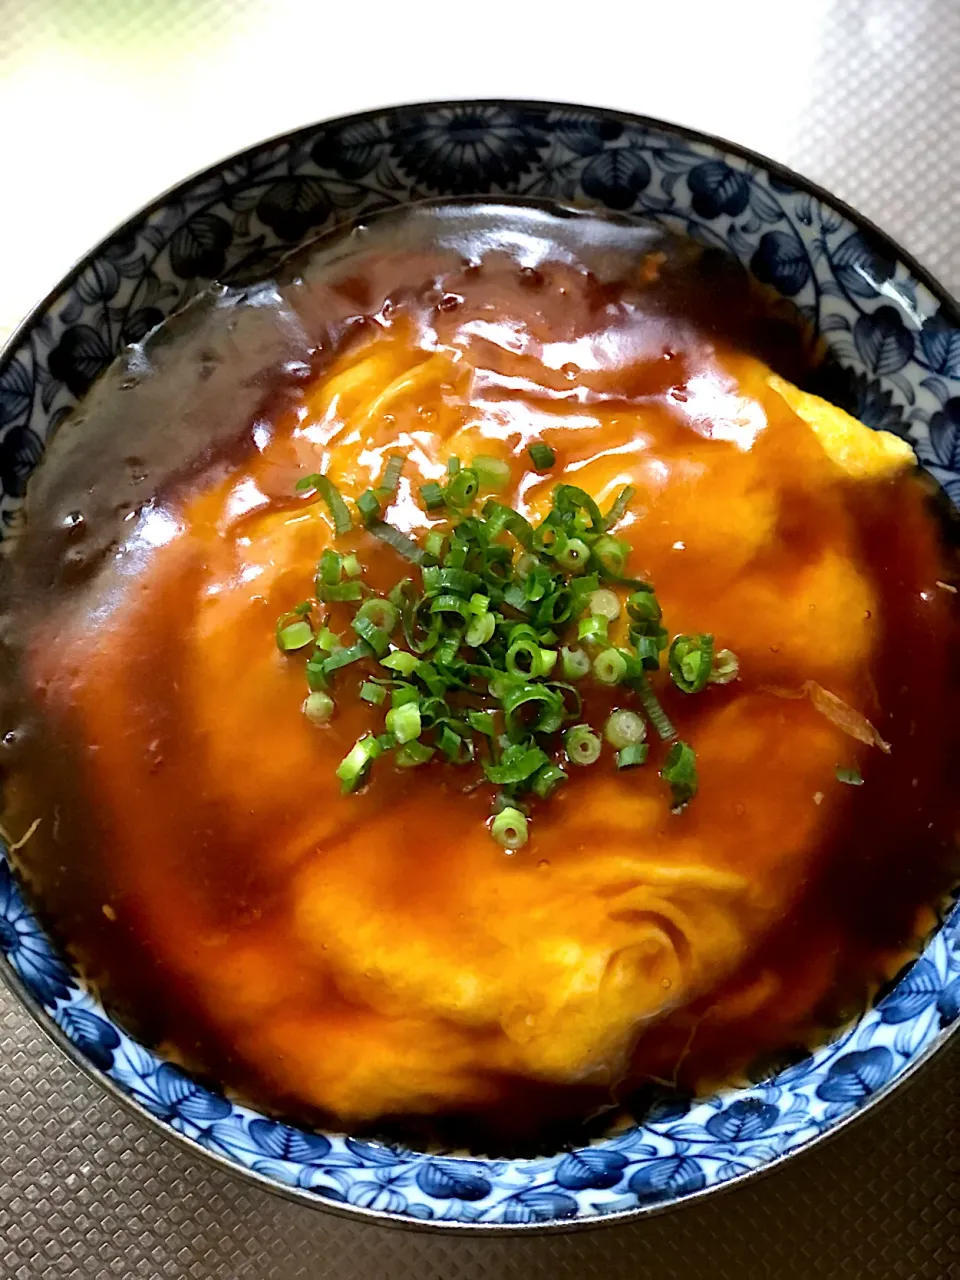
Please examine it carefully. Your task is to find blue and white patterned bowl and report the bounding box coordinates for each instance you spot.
[1,101,958,1231]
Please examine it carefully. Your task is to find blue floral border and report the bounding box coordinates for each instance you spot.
[0,102,958,1228]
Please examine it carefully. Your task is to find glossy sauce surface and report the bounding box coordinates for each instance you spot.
[2,203,957,1150]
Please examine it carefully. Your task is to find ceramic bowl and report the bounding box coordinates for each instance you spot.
[1,101,958,1231]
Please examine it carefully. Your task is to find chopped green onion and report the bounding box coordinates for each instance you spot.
[342,553,362,578]
[632,673,676,741]
[617,744,648,768]
[446,467,479,508]
[627,590,662,624]
[564,724,602,766]
[467,710,497,736]
[298,474,353,537]
[528,442,556,470]
[662,740,698,808]
[539,647,558,676]
[561,646,591,680]
[836,765,864,786]
[359,681,386,705]
[483,745,549,785]
[593,648,628,685]
[367,518,428,565]
[302,691,335,725]
[578,614,609,645]
[424,530,446,558]
[491,806,529,850]
[321,640,373,675]
[318,580,364,603]
[420,481,447,511]
[532,762,567,798]
[318,549,342,586]
[472,455,511,490]
[501,684,565,735]
[593,534,630,577]
[447,455,461,476]
[276,619,313,652]
[357,489,381,523]
[390,683,419,708]
[602,485,635,530]
[385,702,422,744]
[378,453,406,495]
[396,741,435,767]
[466,611,496,647]
[668,633,715,694]
[588,588,621,620]
[356,598,399,633]
[351,614,390,656]
[556,537,591,574]
[315,627,342,652]
[380,650,420,675]
[709,648,740,684]
[336,734,381,792]
[604,709,647,749]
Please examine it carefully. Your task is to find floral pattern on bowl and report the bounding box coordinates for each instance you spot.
[0,101,958,1229]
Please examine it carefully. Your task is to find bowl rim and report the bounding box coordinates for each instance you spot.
[0,97,957,1233]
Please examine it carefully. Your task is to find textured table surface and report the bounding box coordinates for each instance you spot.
[0,1,958,1276]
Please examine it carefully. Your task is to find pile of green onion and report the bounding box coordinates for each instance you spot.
[276,446,737,849]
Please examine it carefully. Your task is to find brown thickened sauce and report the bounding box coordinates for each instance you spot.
[1,202,957,1153]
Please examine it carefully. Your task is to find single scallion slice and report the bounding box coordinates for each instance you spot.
[419,481,447,511]
[352,614,391,656]
[385,702,422,744]
[357,489,381,523]
[378,453,406,495]
[380,650,420,675]
[836,765,864,786]
[396,741,435,767]
[528,441,556,470]
[424,529,446,558]
[564,724,602,766]
[588,588,621,621]
[604,709,647,749]
[342,553,362,578]
[336,734,382,792]
[668,633,715,694]
[532,762,567,798]
[367,518,428,564]
[709,648,740,684]
[276,618,314,652]
[356,598,399,633]
[315,627,342,652]
[490,806,529,850]
[466,611,496,647]
[302,691,335,725]
[299,474,353,537]
[602,485,636,530]
[561,646,591,681]
[556,537,591,574]
[632,673,676,741]
[592,534,630,577]
[661,740,698,808]
[472,455,511,490]
[446,467,479,508]
[617,743,649,769]
[577,614,609,645]
[593,648,628,685]
[359,681,386,705]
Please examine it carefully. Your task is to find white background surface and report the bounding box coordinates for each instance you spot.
[0,0,957,346]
